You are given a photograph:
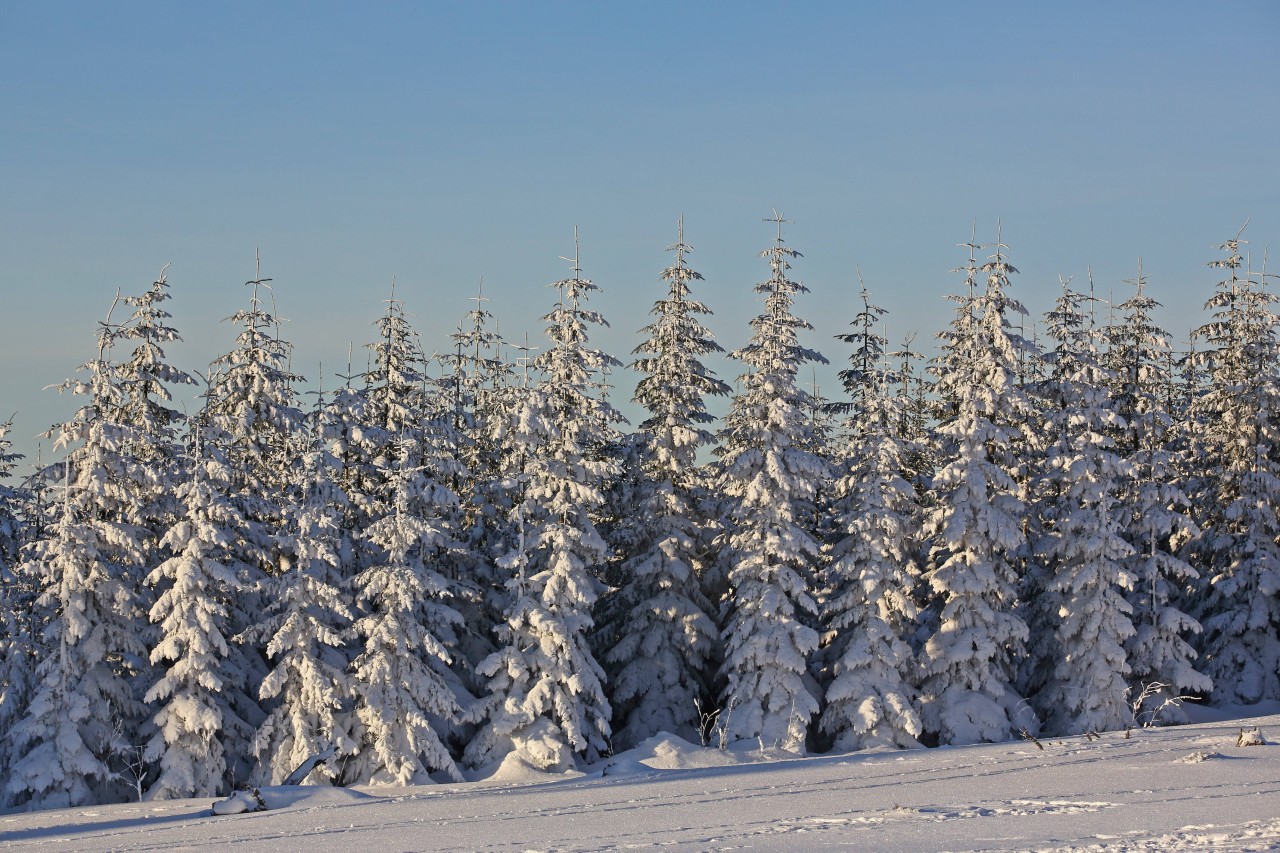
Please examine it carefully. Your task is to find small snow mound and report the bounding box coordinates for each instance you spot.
[723,740,804,763]
[612,732,807,772]
[625,732,742,771]
[480,751,585,784]
[601,758,653,777]
[1178,750,1224,763]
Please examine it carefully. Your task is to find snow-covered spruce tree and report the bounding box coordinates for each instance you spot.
[6,489,136,808]
[201,257,305,576]
[446,281,511,531]
[113,265,197,561]
[818,283,923,751]
[466,236,622,771]
[1017,280,1086,709]
[594,221,729,750]
[1186,229,1280,705]
[318,290,438,693]
[445,284,514,680]
[831,279,889,433]
[351,286,470,593]
[1029,279,1136,736]
[112,269,200,752]
[445,280,511,444]
[0,418,24,569]
[0,418,32,783]
[885,334,934,496]
[713,214,830,751]
[463,439,571,772]
[196,256,305,780]
[247,391,358,786]
[8,271,197,807]
[458,352,546,729]
[4,320,152,809]
[917,232,1037,746]
[355,286,433,499]
[331,288,469,784]
[1103,264,1210,719]
[144,437,255,800]
[920,237,987,508]
[421,387,477,723]
[347,438,464,785]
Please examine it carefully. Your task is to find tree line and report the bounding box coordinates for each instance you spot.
[0,217,1275,810]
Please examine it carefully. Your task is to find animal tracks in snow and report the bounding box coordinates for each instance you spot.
[761,799,1117,837]
[914,799,1117,820]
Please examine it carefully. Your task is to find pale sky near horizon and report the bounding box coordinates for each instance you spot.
[2,1,1278,467]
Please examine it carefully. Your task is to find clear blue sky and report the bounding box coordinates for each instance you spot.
[2,1,1277,465]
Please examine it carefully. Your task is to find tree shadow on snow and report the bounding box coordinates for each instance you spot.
[0,805,219,844]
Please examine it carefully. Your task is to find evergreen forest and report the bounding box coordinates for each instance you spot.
[1,217,1277,810]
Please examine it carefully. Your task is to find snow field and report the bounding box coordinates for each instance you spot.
[3,712,1280,852]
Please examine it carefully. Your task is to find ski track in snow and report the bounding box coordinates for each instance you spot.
[3,714,1280,852]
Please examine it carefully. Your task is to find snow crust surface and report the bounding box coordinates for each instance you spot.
[4,712,1280,851]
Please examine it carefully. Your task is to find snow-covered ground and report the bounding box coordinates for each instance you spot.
[4,709,1280,852]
